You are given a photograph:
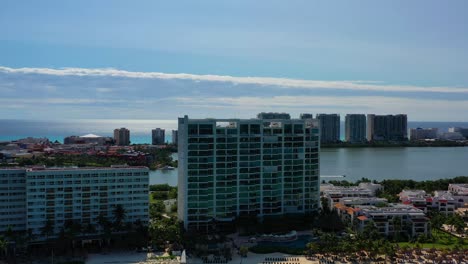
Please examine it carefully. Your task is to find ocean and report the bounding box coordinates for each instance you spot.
[1,119,468,144]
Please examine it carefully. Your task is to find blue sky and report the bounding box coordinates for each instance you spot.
[1,0,468,121]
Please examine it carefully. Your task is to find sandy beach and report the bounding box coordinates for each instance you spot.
[86,251,316,264]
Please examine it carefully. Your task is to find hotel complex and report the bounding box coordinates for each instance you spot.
[177,113,321,231]
[0,166,149,240]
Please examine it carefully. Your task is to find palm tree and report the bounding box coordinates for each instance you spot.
[112,204,127,231]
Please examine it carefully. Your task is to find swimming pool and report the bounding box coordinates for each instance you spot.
[257,235,314,249]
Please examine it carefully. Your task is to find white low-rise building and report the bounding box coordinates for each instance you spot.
[0,166,149,241]
[355,204,430,238]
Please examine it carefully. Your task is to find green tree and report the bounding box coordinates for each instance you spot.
[150,200,166,218]
[113,204,127,231]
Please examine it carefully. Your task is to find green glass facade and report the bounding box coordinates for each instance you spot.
[178,115,320,231]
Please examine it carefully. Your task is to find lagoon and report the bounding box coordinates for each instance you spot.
[150,147,468,186]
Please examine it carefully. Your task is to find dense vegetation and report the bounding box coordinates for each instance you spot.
[147,184,182,251]
[150,184,178,200]
[1,144,177,170]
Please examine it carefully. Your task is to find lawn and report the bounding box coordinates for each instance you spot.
[397,229,468,250]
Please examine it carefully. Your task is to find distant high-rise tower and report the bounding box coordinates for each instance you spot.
[345,114,366,143]
[316,114,340,143]
[152,128,165,145]
[114,128,130,145]
[172,130,178,145]
[367,114,407,141]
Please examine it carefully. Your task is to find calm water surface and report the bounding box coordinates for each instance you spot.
[150,147,468,186]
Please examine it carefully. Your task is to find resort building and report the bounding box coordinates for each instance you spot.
[448,183,468,196]
[335,203,430,237]
[399,189,431,213]
[410,128,438,141]
[355,204,430,238]
[345,114,367,143]
[177,113,321,231]
[367,114,408,142]
[321,183,383,210]
[316,114,340,143]
[439,132,465,141]
[448,127,468,139]
[0,166,149,241]
[64,134,113,145]
[114,128,131,146]
[152,128,166,145]
[432,191,457,215]
[338,197,388,208]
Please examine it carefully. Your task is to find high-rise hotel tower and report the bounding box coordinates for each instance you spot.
[177,113,320,231]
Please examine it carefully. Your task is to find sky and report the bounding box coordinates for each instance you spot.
[1,0,468,121]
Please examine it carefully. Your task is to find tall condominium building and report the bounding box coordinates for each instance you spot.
[0,169,27,232]
[410,128,438,141]
[345,114,366,143]
[172,130,178,145]
[0,166,149,241]
[316,114,340,143]
[152,128,165,145]
[178,113,320,231]
[367,114,408,142]
[114,128,130,146]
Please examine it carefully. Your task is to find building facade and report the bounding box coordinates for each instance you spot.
[152,128,165,145]
[367,114,408,142]
[178,114,320,231]
[316,114,340,143]
[0,169,27,232]
[410,128,438,141]
[345,114,366,143]
[172,130,178,145]
[449,127,468,139]
[0,166,149,241]
[114,128,130,146]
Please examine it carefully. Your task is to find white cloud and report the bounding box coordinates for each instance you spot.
[173,95,468,121]
[1,66,468,94]
[96,87,113,93]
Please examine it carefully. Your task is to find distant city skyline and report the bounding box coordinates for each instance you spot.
[1,1,468,121]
